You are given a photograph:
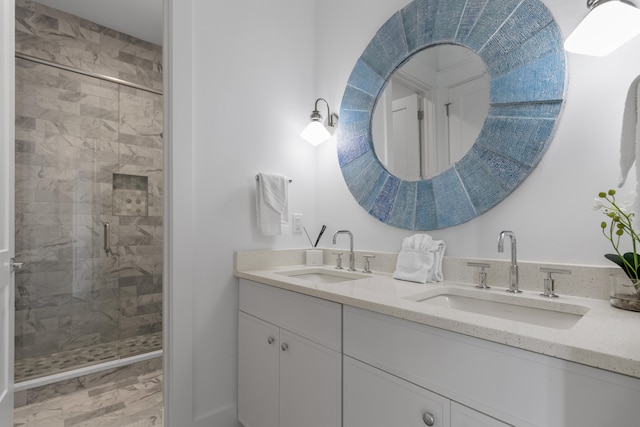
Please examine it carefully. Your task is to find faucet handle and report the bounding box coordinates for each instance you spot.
[332,252,344,270]
[467,262,491,289]
[362,254,376,273]
[540,268,571,298]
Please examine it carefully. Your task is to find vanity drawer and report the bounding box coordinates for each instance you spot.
[344,355,449,427]
[239,279,341,351]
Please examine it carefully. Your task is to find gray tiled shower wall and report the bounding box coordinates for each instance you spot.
[14,0,163,381]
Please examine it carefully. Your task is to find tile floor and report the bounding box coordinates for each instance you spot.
[14,358,162,426]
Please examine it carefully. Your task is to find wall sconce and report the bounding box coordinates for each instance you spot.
[564,0,640,56]
[300,98,339,146]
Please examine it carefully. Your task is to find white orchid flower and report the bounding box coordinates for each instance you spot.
[593,197,608,211]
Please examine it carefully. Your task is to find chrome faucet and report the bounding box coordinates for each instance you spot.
[498,230,521,293]
[333,230,356,271]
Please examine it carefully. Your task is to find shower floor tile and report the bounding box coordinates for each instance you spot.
[13,366,162,426]
[15,332,162,383]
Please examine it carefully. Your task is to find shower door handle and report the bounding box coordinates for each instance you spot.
[104,222,112,256]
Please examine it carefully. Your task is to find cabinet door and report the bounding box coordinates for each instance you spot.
[451,402,512,427]
[344,355,450,427]
[279,329,341,427]
[238,312,280,427]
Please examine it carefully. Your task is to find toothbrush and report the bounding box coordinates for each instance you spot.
[314,225,326,248]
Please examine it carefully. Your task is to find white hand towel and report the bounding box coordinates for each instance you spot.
[402,233,432,250]
[394,234,445,283]
[393,248,434,283]
[619,75,640,221]
[256,173,289,236]
[425,239,446,282]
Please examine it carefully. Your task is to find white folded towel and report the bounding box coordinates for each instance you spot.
[256,173,289,236]
[619,75,640,219]
[426,239,446,282]
[393,248,434,283]
[393,234,446,283]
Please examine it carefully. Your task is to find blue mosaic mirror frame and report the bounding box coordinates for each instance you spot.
[337,0,567,230]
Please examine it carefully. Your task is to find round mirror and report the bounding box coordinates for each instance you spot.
[372,44,489,180]
[337,0,566,230]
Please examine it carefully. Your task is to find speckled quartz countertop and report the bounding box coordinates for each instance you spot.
[235,249,640,380]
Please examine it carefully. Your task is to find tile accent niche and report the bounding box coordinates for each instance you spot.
[113,174,149,217]
[14,0,163,382]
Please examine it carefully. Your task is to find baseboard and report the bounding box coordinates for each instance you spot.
[194,402,240,427]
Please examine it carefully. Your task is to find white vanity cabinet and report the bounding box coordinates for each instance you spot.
[450,402,512,427]
[344,355,451,427]
[238,279,342,427]
[238,312,279,427]
[343,305,640,427]
[344,355,510,427]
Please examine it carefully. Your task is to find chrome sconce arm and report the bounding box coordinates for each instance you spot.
[300,98,339,146]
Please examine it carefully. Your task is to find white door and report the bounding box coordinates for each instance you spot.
[0,0,15,424]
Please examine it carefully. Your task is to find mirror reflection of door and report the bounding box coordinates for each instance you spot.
[391,94,421,180]
[373,79,433,181]
[372,44,489,181]
[447,75,490,167]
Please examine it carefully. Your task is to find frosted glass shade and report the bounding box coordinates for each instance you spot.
[300,121,331,146]
[564,1,640,56]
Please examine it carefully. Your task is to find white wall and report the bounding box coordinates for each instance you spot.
[315,0,640,266]
[186,0,319,425]
[164,0,194,424]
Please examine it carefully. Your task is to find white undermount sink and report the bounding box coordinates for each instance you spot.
[410,288,589,329]
[277,268,370,284]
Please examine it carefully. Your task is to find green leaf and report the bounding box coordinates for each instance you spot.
[605,253,640,280]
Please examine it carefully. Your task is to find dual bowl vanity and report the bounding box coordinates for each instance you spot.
[235,249,640,427]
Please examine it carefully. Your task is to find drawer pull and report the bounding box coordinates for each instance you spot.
[281,343,289,351]
[422,412,435,426]
[267,336,275,344]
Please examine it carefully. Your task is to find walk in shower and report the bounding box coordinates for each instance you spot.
[13,0,163,385]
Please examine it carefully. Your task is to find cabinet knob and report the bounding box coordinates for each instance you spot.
[422,412,435,426]
[281,343,289,351]
[267,336,275,344]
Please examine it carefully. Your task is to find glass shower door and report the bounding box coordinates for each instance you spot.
[14,55,164,383]
[14,58,122,381]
